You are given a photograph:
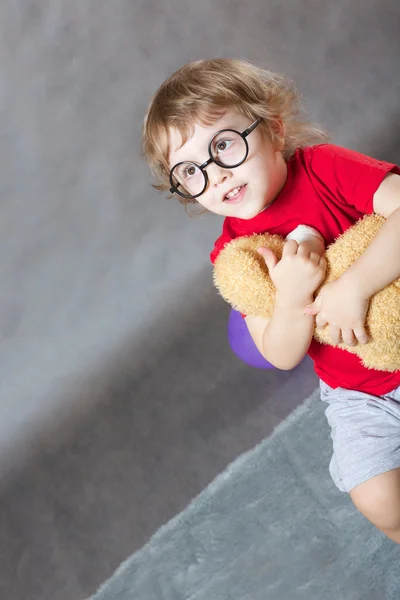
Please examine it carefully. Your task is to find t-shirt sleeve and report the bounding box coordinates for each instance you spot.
[307,144,400,214]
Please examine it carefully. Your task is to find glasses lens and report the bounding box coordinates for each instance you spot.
[210,130,247,167]
[171,162,206,198]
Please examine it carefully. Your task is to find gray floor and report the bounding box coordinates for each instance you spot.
[1,1,400,599]
[1,278,318,600]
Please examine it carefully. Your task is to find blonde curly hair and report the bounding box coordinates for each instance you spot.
[142,58,329,205]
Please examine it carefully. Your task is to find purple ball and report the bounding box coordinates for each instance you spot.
[227,309,275,369]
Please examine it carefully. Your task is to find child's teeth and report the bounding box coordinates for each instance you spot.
[226,187,241,199]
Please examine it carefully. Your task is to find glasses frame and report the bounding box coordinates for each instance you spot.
[169,118,262,199]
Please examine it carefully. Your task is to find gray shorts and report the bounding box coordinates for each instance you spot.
[320,381,400,493]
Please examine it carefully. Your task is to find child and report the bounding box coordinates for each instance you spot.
[142,58,400,543]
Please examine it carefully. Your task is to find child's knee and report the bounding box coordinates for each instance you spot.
[350,469,400,532]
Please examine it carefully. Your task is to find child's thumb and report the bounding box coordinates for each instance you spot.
[257,247,278,272]
[304,301,319,316]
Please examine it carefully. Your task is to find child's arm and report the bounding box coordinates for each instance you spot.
[345,173,400,295]
[245,235,326,370]
[305,173,400,346]
[245,300,315,370]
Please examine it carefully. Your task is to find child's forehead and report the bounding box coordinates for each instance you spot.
[168,122,212,155]
[168,108,248,163]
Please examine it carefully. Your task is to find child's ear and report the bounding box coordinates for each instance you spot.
[276,137,285,152]
[270,117,284,151]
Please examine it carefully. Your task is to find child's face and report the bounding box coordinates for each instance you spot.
[168,109,287,219]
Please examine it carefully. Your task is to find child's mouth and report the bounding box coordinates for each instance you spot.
[223,184,247,204]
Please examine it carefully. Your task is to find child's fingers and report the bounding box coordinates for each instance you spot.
[341,329,356,347]
[296,242,311,258]
[353,326,369,345]
[316,313,328,328]
[329,325,341,345]
[317,256,327,274]
[282,239,298,257]
[257,247,278,272]
[309,251,320,264]
[305,299,322,317]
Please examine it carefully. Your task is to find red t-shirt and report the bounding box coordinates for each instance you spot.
[210,144,400,395]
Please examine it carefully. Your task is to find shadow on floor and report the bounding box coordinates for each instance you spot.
[0,272,318,600]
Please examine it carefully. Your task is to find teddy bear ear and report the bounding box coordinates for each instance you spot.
[212,234,278,320]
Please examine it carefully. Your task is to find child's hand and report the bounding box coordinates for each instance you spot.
[304,278,369,346]
[258,240,326,307]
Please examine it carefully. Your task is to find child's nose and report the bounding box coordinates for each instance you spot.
[208,162,232,186]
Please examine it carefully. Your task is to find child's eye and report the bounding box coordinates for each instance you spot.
[177,163,201,180]
[214,138,234,154]
[184,164,199,178]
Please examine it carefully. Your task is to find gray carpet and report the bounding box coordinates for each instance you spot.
[90,389,399,600]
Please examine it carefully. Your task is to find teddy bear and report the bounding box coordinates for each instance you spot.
[213,214,400,372]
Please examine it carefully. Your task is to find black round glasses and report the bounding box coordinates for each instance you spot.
[169,118,262,199]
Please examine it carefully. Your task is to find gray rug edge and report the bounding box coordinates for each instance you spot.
[88,387,320,599]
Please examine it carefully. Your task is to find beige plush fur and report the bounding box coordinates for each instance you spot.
[213,214,400,371]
